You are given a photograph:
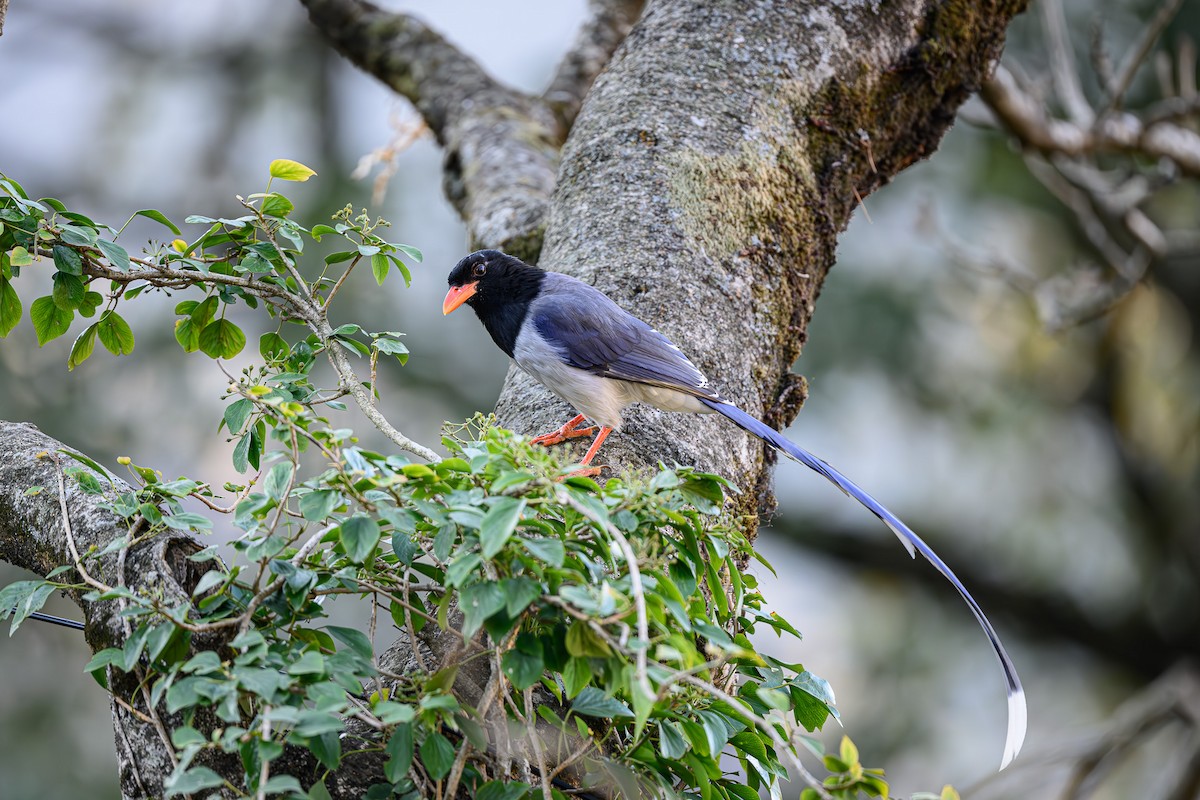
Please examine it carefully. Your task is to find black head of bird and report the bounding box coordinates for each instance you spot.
[444,249,545,357]
[444,249,1027,770]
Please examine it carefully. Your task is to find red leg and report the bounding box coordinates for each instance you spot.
[566,426,613,478]
[530,414,596,447]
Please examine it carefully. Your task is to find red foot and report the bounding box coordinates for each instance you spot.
[530,414,596,447]
[563,465,606,479]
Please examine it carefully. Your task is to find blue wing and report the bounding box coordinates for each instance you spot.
[531,277,718,399]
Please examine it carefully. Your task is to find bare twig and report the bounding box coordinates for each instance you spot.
[1041,0,1093,125]
[1100,0,1185,114]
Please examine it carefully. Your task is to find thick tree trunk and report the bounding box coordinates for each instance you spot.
[496,0,1025,531]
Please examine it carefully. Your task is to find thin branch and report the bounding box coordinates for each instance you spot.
[1040,0,1093,125]
[542,0,645,135]
[981,64,1200,177]
[1100,0,1185,114]
[298,0,559,257]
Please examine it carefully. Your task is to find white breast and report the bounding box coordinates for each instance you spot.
[512,326,713,430]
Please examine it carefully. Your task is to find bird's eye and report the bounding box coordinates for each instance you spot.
[472,262,486,277]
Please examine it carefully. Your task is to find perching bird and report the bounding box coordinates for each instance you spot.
[444,248,1026,770]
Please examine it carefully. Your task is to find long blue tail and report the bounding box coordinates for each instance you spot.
[701,398,1026,770]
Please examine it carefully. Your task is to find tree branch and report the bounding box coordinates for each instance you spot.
[543,0,646,135]
[0,421,212,796]
[981,64,1200,177]
[298,0,562,258]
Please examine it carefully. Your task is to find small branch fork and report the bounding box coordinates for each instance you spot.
[297,0,645,256]
[974,0,1197,329]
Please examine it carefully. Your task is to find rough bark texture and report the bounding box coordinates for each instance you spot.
[0,422,211,796]
[496,0,1026,532]
[0,0,1029,796]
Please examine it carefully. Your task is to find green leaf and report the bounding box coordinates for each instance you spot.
[459,581,506,639]
[59,225,97,247]
[78,290,102,318]
[190,295,219,327]
[161,512,213,532]
[324,250,355,265]
[133,209,181,235]
[658,719,688,760]
[51,244,82,276]
[446,552,482,588]
[309,224,337,240]
[165,766,225,797]
[261,192,294,217]
[96,310,135,355]
[521,536,564,567]
[419,732,455,781]
[571,687,633,719]
[565,621,610,658]
[293,710,344,737]
[199,318,246,359]
[327,625,373,660]
[730,731,769,763]
[264,461,294,501]
[7,246,34,267]
[501,635,545,690]
[370,252,389,285]
[394,243,422,262]
[340,514,381,564]
[174,318,199,352]
[68,323,98,371]
[259,331,288,361]
[96,239,130,272]
[384,723,414,783]
[477,782,531,800]
[30,296,72,346]
[562,657,592,699]
[373,336,409,365]
[262,776,302,795]
[374,702,415,724]
[300,489,339,522]
[479,497,525,559]
[1,580,55,634]
[308,731,342,771]
[387,255,413,287]
[223,398,253,435]
[502,577,542,618]
[0,276,21,337]
[269,159,317,182]
[286,650,327,677]
[307,780,333,800]
[52,271,85,310]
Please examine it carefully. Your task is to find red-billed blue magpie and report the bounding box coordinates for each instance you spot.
[444,248,1026,769]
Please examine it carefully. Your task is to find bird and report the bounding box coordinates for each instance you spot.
[444,248,1026,770]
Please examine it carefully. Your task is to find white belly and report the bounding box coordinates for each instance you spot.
[512,332,712,430]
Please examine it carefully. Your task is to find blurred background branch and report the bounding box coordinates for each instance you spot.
[975,0,1198,329]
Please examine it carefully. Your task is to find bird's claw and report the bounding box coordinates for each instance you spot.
[530,426,596,447]
[562,464,607,479]
[530,415,596,447]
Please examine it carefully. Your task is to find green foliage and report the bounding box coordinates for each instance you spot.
[0,162,420,379]
[0,167,901,799]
